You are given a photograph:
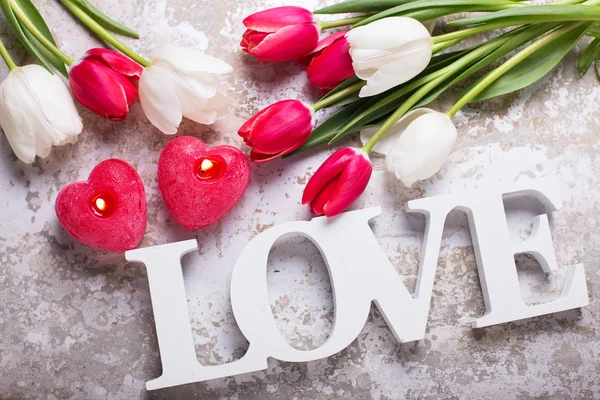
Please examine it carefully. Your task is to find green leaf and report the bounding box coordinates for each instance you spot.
[415,23,555,107]
[587,23,600,37]
[20,25,68,77]
[314,0,417,14]
[354,0,522,27]
[402,6,503,23]
[0,0,53,72]
[313,76,362,109]
[14,0,68,76]
[451,5,600,27]
[407,2,534,25]
[470,23,590,102]
[290,100,368,154]
[318,76,362,103]
[69,0,139,38]
[577,37,600,75]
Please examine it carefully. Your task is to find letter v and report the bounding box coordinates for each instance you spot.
[314,206,448,343]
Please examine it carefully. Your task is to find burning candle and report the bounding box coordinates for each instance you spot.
[55,159,147,253]
[158,136,250,231]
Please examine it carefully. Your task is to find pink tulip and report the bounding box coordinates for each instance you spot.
[238,99,313,163]
[302,147,372,217]
[241,6,320,63]
[303,31,355,93]
[69,48,143,121]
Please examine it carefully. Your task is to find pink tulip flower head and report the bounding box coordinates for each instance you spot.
[69,48,143,121]
[238,99,314,163]
[302,147,372,217]
[241,6,320,63]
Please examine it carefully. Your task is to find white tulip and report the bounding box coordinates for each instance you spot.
[361,108,457,187]
[0,65,83,164]
[139,46,233,135]
[346,17,433,98]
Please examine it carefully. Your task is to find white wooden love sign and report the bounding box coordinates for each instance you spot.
[126,177,589,391]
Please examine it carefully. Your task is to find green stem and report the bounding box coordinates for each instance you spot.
[10,0,74,65]
[59,0,150,67]
[0,37,17,70]
[362,73,448,153]
[319,16,365,30]
[446,22,583,118]
[432,38,462,54]
[312,81,366,111]
[433,22,521,45]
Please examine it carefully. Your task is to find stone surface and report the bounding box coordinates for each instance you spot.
[0,1,599,399]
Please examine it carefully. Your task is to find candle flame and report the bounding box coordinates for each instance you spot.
[95,198,106,211]
[201,159,214,172]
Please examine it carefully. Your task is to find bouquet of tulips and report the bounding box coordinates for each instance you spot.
[0,0,231,163]
[240,0,600,217]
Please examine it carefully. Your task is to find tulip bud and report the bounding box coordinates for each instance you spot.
[238,99,314,163]
[304,31,355,93]
[302,147,372,217]
[139,46,232,135]
[69,48,143,121]
[0,65,83,164]
[346,17,433,97]
[361,109,457,187]
[241,6,320,63]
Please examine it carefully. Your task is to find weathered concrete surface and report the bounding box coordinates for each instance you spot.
[0,0,599,399]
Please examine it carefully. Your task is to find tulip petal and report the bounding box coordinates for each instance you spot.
[152,46,233,75]
[249,135,306,164]
[308,36,354,91]
[313,31,348,54]
[309,178,338,216]
[300,30,349,67]
[358,45,432,97]
[302,147,356,205]
[85,48,143,78]
[385,112,457,187]
[139,65,182,135]
[346,17,430,51]
[238,108,262,142]
[187,84,226,125]
[206,89,229,122]
[360,108,435,155]
[250,23,319,62]
[323,153,372,217]
[70,59,132,121]
[107,67,139,106]
[244,31,270,52]
[248,100,313,154]
[249,149,281,164]
[155,64,224,125]
[20,65,82,145]
[0,80,36,163]
[243,6,314,32]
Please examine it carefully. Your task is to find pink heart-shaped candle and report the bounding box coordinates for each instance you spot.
[158,136,251,230]
[55,159,147,252]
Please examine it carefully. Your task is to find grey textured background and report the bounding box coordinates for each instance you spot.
[0,0,598,399]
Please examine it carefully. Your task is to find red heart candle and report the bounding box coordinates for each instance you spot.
[158,136,251,230]
[55,159,147,252]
